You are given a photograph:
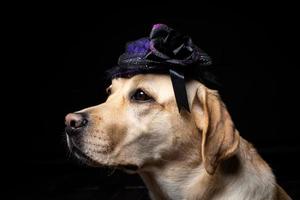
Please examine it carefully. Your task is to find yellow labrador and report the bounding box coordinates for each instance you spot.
[65,74,291,200]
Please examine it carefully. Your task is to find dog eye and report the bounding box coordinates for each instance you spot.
[106,87,112,95]
[131,89,153,102]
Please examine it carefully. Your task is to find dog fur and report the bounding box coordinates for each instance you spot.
[66,74,291,200]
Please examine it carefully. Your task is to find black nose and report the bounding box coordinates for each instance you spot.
[65,113,88,136]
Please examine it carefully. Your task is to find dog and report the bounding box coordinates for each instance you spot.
[65,74,291,200]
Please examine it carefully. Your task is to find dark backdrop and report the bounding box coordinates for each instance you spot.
[13,3,299,200]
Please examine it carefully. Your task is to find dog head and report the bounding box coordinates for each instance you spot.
[65,74,239,174]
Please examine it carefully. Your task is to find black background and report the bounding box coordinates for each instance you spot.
[12,3,299,199]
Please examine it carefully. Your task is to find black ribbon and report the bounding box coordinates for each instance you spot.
[107,24,214,113]
[169,69,190,112]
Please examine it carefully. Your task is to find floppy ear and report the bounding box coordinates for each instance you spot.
[191,85,240,175]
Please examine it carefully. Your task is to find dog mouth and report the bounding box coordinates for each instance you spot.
[66,135,139,171]
[67,136,99,166]
[71,145,139,172]
[71,145,99,165]
[116,164,139,172]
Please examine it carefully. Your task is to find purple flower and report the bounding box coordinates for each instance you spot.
[126,38,150,55]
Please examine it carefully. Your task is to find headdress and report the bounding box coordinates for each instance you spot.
[108,24,213,112]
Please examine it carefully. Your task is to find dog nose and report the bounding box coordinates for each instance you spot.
[65,113,88,135]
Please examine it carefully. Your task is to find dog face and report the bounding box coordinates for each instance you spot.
[65,74,239,174]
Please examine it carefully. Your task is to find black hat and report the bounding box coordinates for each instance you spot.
[108,24,213,112]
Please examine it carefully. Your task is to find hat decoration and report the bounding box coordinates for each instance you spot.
[108,24,213,112]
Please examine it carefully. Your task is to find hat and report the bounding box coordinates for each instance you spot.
[107,24,213,112]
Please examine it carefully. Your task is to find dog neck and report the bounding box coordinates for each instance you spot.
[138,138,276,200]
[139,162,210,200]
[138,139,212,200]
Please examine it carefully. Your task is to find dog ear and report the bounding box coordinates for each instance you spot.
[191,86,240,175]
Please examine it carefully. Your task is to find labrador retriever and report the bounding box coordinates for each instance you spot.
[65,74,291,200]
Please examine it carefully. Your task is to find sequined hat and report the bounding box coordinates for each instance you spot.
[107,24,213,112]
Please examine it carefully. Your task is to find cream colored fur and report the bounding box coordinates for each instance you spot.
[67,74,291,200]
